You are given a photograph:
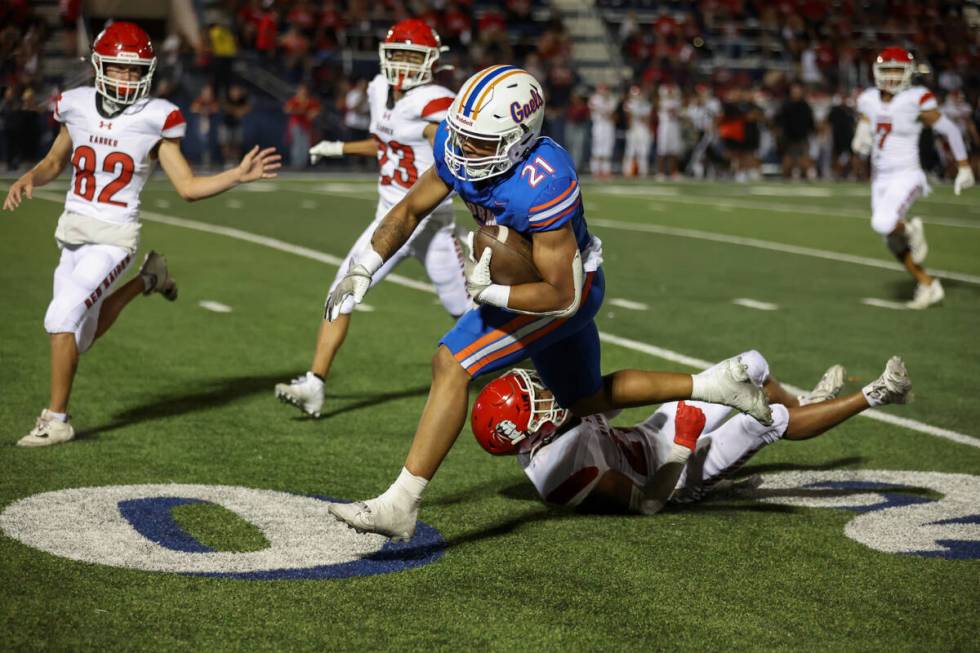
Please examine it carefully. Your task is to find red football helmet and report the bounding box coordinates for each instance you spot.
[91,22,157,105]
[471,369,570,456]
[378,19,444,90]
[873,47,914,94]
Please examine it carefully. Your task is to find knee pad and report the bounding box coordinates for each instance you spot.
[885,230,910,258]
[44,293,88,335]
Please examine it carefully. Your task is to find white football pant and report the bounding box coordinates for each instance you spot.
[44,243,134,353]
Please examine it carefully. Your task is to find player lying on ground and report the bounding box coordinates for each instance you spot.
[851,47,974,309]
[275,19,469,418]
[2,22,280,447]
[472,351,912,513]
[324,66,773,540]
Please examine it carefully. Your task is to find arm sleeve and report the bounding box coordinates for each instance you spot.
[526,175,581,233]
[161,107,187,139]
[420,96,454,123]
[933,113,968,161]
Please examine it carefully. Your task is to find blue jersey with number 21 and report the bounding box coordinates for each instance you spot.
[431,122,594,256]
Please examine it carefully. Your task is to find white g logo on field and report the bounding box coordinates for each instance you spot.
[0,484,444,579]
[751,470,980,559]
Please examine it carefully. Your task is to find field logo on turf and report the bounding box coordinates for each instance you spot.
[0,485,444,579]
[749,470,980,560]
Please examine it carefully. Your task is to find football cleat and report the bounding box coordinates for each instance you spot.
[906,279,944,310]
[328,497,418,541]
[798,364,847,406]
[17,409,75,448]
[139,250,178,301]
[692,357,773,425]
[906,217,928,264]
[274,372,324,417]
[865,356,913,405]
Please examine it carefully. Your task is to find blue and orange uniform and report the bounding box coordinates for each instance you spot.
[433,122,606,407]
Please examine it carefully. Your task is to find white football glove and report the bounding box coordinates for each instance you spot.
[954,165,975,196]
[324,250,383,320]
[466,248,510,308]
[851,119,873,157]
[309,140,345,164]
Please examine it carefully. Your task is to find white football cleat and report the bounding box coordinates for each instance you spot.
[906,279,944,310]
[328,497,418,541]
[274,372,324,417]
[139,250,178,301]
[798,364,846,406]
[17,409,75,448]
[692,357,773,425]
[906,217,928,264]
[865,356,913,405]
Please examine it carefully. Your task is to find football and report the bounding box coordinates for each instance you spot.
[473,225,542,285]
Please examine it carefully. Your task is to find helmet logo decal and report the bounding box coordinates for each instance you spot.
[495,420,525,444]
[510,87,544,124]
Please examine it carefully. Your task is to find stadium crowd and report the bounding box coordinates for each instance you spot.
[0,0,977,179]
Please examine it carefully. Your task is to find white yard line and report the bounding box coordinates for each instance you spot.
[588,187,980,229]
[31,193,980,449]
[608,298,649,310]
[733,298,779,311]
[353,303,375,312]
[589,217,980,286]
[198,300,232,313]
[861,298,910,311]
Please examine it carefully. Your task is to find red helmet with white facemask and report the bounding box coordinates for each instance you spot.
[378,19,444,91]
[471,369,570,456]
[873,47,914,94]
[91,22,157,105]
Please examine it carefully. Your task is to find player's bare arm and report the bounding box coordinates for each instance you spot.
[3,125,73,211]
[325,166,451,320]
[509,225,580,313]
[370,166,451,259]
[921,107,974,194]
[158,139,281,201]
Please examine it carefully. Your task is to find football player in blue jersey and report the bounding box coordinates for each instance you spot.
[325,66,773,540]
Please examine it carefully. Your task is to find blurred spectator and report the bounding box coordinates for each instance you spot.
[827,92,856,179]
[622,86,652,178]
[656,84,683,179]
[685,85,723,178]
[59,0,83,57]
[342,78,370,142]
[564,91,590,172]
[207,16,239,94]
[777,83,816,179]
[191,85,222,167]
[221,84,252,164]
[285,84,321,169]
[588,84,617,178]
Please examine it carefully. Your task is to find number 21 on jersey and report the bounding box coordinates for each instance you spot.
[71,146,135,207]
[521,156,555,188]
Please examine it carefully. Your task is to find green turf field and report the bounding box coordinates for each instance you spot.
[1,175,978,651]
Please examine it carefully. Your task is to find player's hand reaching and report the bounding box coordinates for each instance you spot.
[673,401,706,450]
[237,146,282,184]
[309,141,345,164]
[954,165,975,196]
[3,173,34,211]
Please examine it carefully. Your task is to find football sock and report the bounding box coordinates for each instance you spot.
[862,383,885,407]
[381,467,428,507]
[305,371,324,389]
[47,411,68,423]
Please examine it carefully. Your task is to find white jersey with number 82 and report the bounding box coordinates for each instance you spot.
[55,86,187,224]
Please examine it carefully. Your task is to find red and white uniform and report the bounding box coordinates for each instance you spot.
[657,93,684,156]
[519,351,791,506]
[330,75,469,317]
[56,86,185,237]
[44,87,185,352]
[857,85,936,234]
[622,95,652,176]
[588,92,617,161]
